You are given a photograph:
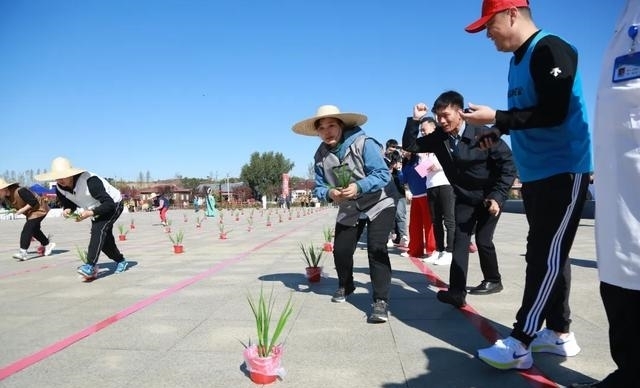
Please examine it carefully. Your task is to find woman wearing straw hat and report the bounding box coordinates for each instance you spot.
[35,157,130,281]
[149,192,170,226]
[292,105,399,323]
[0,179,55,261]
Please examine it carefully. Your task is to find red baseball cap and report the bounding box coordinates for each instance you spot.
[465,0,530,33]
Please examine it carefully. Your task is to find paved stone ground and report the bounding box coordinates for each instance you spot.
[0,206,610,387]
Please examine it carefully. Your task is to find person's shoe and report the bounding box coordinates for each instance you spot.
[433,251,452,265]
[530,328,581,356]
[398,236,409,248]
[77,264,98,280]
[421,251,441,263]
[387,239,395,247]
[436,290,466,308]
[44,242,56,256]
[331,285,355,303]
[12,250,27,261]
[478,336,533,370]
[369,299,389,323]
[469,242,478,253]
[114,260,129,274]
[400,252,410,258]
[469,280,504,295]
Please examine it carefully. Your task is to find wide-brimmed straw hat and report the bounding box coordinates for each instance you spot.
[0,178,18,190]
[148,193,158,200]
[34,157,86,181]
[292,105,368,136]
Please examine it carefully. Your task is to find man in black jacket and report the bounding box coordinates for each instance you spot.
[402,90,517,308]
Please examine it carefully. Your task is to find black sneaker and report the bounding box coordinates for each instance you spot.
[331,285,355,303]
[436,290,466,308]
[369,300,389,323]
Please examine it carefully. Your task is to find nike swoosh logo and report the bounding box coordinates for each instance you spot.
[512,352,529,359]
[555,339,569,345]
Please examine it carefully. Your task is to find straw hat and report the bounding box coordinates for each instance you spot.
[148,193,158,200]
[34,157,86,181]
[0,178,18,190]
[292,105,367,136]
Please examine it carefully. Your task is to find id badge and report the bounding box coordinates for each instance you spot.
[612,52,640,83]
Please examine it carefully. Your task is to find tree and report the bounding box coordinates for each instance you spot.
[180,177,205,192]
[240,152,294,200]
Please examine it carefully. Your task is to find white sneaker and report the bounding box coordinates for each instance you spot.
[421,251,441,263]
[387,239,395,248]
[400,252,410,258]
[12,250,27,261]
[433,251,452,265]
[399,236,409,248]
[478,336,533,370]
[44,242,56,256]
[530,328,581,356]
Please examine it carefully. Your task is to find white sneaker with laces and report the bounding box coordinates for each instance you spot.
[478,336,533,370]
[421,251,441,263]
[44,242,56,256]
[530,328,581,356]
[433,251,452,265]
[12,251,27,261]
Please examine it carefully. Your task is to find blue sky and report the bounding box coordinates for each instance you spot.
[0,0,625,182]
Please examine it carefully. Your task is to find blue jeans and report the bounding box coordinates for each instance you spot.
[394,197,407,241]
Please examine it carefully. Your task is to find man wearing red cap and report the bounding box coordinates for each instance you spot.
[462,0,593,371]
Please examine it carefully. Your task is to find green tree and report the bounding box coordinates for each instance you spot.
[180,177,206,191]
[240,152,294,200]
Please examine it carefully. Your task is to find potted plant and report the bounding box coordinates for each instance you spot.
[219,222,232,240]
[300,242,324,283]
[195,216,203,229]
[117,224,129,241]
[183,213,188,223]
[247,216,254,232]
[130,218,135,230]
[243,286,293,384]
[165,219,172,233]
[169,230,184,253]
[322,226,334,252]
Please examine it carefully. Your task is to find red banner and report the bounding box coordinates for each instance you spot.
[282,173,290,197]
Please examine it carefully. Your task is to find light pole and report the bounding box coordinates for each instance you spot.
[226,173,230,203]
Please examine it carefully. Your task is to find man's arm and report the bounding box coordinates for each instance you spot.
[494,35,578,133]
[87,176,116,216]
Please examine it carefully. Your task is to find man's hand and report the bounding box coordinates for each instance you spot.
[484,199,500,217]
[413,103,429,121]
[461,103,496,126]
[77,209,94,222]
[475,127,502,149]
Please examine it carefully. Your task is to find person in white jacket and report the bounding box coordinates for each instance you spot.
[571,1,640,386]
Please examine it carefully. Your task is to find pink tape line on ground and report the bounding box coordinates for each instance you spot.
[410,257,560,388]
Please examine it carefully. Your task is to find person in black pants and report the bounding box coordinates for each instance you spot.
[463,0,593,370]
[402,90,517,308]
